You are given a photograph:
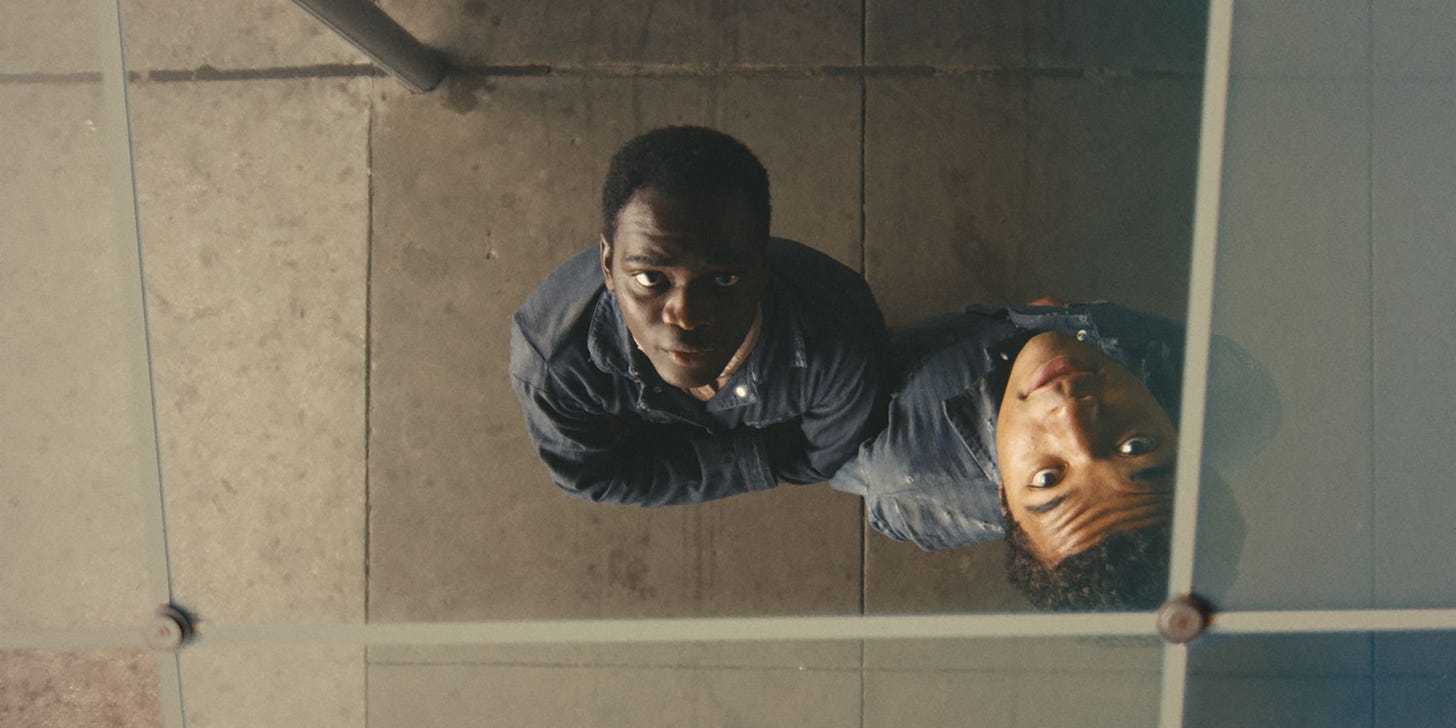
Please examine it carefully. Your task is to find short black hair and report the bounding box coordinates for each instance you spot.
[601,126,771,243]
[1002,509,1172,611]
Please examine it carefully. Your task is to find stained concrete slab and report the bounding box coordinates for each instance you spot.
[0,650,161,728]
[1024,0,1207,72]
[366,76,864,622]
[128,78,371,625]
[178,647,363,728]
[867,0,1027,68]
[868,0,1206,72]
[865,72,1197,324]
[368,661,860,728]
[0,0,104,74]
[1023,76,1200,320]
[381,0,860,67]
[864,75,1028,325]
[0,83,155,630]
[863,669,1016,728]
[119,0,365,72]
[864,538,1030,615]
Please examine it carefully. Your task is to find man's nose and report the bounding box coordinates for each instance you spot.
[1052,395,1101,454]
[662,283,710,330]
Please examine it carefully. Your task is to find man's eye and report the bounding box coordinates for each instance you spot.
[631,271,665,288]
[1118,435,1159,456]
[713,273,742,287]
[1030,467,1063,488]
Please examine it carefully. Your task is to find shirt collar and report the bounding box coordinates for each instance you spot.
[586,290,635,378]
[585,281,807,411]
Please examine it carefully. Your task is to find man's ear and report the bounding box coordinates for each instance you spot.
[996,482,1010,516]
[599,234,615,292]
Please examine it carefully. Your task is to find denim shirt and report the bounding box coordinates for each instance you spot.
[511,238,888,507]
[829,302,1184,551]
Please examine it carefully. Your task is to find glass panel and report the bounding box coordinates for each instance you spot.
[177,646,363,728]
[863,636,1164,727]
[113,2,1210,626]
[0,649,162,727]
[1185,631,1456,728]
[1374,632,1456,728]
[0,0,157,629]
[1194,0,1456,610]
[172,636,1158,728]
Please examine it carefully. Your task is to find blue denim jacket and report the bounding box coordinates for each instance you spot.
[830,303,1184,550]
[511,238,888,507]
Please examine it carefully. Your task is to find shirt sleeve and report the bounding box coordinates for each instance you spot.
[769,333,889,486]
[510,367,779,507]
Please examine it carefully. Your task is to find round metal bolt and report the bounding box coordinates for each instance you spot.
[1156,595,1209,644]
[144,604,197,652]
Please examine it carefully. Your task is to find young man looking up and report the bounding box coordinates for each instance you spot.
[511,126,888,507]
[831,302,1186,610]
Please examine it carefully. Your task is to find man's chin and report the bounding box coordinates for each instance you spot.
[648,362,716,390]
[649,353,725,390]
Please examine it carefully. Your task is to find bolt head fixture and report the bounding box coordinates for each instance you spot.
[143,604,197,652]
[1156,595,1210,644]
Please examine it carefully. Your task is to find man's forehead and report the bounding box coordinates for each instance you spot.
[619,243,756,268]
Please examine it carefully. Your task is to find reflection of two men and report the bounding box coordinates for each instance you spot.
[511,126,1178,610]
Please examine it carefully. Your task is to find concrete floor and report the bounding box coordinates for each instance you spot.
[3,0,1211,725]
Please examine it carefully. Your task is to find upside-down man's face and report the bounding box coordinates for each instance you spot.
[601,187,768,390]
[996,331,1178,566]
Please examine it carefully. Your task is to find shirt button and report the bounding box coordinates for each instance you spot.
[653,385,662,393]
[1076,329,1088,341]
[734,385,749,398]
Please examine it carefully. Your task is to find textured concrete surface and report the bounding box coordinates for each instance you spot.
[178,647,364,728]
[869,0,1206,71]
[0,0,102,74]
[864,75,1028,324]
[0,650,161,728]
[381,0,860,67]
[119,0,364,72]
[369,660,860,728]
[129,78,371,626]
[0,83,155,630]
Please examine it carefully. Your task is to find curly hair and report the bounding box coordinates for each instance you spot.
[1002,510,1172,611]
[601,126,771,244]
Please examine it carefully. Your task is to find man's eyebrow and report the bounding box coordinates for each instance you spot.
[623,252,673,266]
[1024,494,1066,515]
[1131,464,1176,483]
[623,251,752,268]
